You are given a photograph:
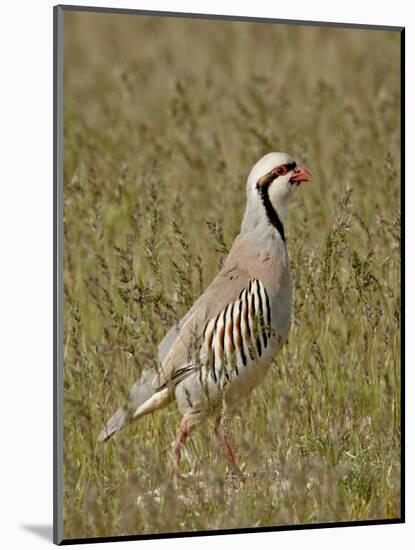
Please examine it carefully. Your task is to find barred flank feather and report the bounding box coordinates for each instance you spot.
[201,279,272,385]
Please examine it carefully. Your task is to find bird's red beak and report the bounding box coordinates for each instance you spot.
[290,166,311,184]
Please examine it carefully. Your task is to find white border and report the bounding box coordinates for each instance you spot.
[0,1,412,548]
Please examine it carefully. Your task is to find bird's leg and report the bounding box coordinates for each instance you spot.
[214,414,246,483]
[171,416,190,482]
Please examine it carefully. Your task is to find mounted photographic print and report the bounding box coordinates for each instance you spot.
[54,5,404,545]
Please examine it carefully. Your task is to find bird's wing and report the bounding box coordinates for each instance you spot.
[157,290,208,365]
[153,242,252,389]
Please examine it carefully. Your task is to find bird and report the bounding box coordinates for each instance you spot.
[99,152,311,481]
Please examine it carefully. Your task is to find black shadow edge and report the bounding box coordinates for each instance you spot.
[58,519,404,545]
[53,4,65,546]
[400,26,405,524]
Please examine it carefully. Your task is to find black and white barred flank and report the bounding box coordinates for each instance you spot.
[202,278,272,383]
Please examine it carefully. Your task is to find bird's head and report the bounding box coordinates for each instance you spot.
[249,151,310,210]
[241,152,310,236]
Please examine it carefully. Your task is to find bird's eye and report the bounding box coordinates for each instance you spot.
[274,165,288,176]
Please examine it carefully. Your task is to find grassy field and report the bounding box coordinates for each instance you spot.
[62,11,401,540]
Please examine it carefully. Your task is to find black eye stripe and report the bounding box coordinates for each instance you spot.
[275,162,296,175]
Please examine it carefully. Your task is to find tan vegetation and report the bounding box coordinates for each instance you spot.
[63,11,401,540]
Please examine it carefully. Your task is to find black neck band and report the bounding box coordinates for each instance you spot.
[258,184,286,243]
[255,163,296,243]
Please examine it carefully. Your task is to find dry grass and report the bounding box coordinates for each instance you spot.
[62,11,401,540]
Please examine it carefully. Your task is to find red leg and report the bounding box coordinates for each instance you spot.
[171,416,190,481]
[214,417,246,483]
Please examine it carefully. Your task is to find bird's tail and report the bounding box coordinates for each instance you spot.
[98,369,171,443]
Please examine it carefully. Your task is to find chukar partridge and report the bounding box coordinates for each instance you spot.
[99,152,310,480]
